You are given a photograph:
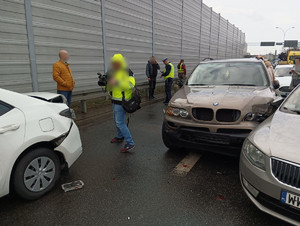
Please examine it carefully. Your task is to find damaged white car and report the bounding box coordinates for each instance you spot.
[0,88,82,200]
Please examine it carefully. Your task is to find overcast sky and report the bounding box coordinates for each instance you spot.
[203,0,300,55]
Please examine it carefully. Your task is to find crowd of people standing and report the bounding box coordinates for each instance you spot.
[52,50,187,153]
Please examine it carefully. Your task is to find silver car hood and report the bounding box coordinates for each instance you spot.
[252,110,300,163]
[268,110,300,162]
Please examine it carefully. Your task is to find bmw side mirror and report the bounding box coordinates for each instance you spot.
[273,80,280,89]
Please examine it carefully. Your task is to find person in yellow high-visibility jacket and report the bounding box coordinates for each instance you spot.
[177,59,186,80]
[161,57,174,104]
[106,54,135,153]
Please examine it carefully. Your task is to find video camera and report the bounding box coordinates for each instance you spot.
[97,72,109,86]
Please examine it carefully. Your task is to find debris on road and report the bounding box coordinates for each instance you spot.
[61,180,84,192]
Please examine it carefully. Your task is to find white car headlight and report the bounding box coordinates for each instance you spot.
[179,109,189,118]
[243,139,266,170]
[166,107,189,118]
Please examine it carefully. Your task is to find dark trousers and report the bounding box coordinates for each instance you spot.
[57,90,72,106]
[164,78,173,103]
[149,77,156,98]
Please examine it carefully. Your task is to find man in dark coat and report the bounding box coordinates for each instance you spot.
[145,56,160,99]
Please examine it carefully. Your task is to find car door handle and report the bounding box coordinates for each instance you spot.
[0,124,20,134]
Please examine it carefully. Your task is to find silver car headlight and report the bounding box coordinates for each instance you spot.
[243,139,266,170]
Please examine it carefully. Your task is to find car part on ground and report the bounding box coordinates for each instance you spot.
[61,180,84,192]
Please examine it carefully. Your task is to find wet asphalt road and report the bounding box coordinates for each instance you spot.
[0,102,289,226]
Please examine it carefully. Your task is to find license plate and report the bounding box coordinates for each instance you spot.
[281,190,300,210]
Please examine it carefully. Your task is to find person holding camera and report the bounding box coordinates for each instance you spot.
[105,54,136,153]
[145,56,160,100]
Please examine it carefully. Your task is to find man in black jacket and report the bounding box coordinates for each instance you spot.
[145,56,160,99]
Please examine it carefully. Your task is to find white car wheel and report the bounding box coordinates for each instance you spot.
[13,147,61,200]
[24,157,56,192]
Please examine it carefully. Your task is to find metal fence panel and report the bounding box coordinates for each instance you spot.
[210,11,219,59]
[226,22,234,58]
[154,0,182,76]
[182,0,201,73]
[200,3,211,60]
[30,0,104,92]
[0,0,32,92]
[0,0,247,93]
[105,0,152,84]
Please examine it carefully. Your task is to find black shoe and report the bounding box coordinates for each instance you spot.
[149,96,155,100]
[163,101,169,105]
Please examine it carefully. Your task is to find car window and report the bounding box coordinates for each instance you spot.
[275,67,292,77]
[281,87,300,114]
[0,101,13,116]
[188,62,269,86]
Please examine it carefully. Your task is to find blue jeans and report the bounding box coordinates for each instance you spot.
[165,78,173,103]
[113,104,134,145]
[57,90,72,106]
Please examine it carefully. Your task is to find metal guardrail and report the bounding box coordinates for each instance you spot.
[72,81,166,113]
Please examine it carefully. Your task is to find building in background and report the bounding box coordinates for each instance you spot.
[0,0,247,93]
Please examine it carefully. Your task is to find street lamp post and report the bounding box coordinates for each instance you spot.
[275,26,295,42]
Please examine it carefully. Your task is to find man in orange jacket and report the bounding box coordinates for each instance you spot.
[52,50,75,106]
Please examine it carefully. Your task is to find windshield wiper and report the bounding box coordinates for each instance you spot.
[283,107,300,115]
[221,84,256,86]
[188,84,209,86]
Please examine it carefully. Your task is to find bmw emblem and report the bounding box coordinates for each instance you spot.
[213,102,219,106]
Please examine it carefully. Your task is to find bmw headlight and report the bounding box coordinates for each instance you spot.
[166,107,189,118]
[244,113,266,122]
[243,139,266,170]
[244,104,271,122]
[179,109,189,118]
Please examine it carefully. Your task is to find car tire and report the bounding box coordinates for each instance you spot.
[13,147,61,200]
[162,122,178,151]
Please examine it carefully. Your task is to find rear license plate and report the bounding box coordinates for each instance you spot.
[281,190,300,210]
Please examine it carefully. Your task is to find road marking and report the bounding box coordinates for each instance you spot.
[172,152,202,176]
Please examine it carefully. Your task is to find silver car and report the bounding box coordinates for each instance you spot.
[240,85,300,225]
[274,65,293,98]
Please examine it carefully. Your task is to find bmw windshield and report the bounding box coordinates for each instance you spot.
[188,62,269,86]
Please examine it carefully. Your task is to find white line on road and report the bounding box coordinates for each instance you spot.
[172,152,202,176]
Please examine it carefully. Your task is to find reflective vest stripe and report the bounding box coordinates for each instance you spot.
[178,63,184,73]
